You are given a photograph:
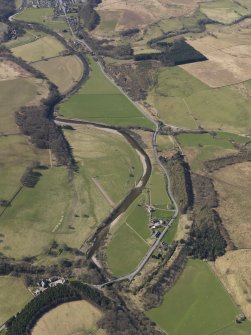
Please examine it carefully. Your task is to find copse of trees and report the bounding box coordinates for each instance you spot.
[15,106,76,168]
[160,152,193,214]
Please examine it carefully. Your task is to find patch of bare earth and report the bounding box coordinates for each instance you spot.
[181,21,251,87]
[213,250,251,319]
[213,162,251,249]
[0,59,30,81]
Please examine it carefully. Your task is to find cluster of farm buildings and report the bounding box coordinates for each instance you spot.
[34,276,66,296]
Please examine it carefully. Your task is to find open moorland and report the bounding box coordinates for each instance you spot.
[33,55,84,94]
[11,35,66,63]
[95,0,213,31]
[148,66,251,133]
[59,56,154,128]
[181,19,251,87]
[32,300,106,335]
[146,259,251,335]
[213,162,251,249]
[0,276,32,325]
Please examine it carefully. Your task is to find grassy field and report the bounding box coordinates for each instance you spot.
[33,55,84,94]
[200,0,250,24]
[149,167,172,209]
[0,168,72,259]
[176,132,248,170]
[11,35,66,63]
[107,220,149,277]
[0,276,32,325]
[15,7,69,32]
[59,56,154,128]
[16,7,54,24]
[32,300,106,335]
[64,125,143,206]
[148,66,251,133]
[0,121,144,260]
[146,259,251,335]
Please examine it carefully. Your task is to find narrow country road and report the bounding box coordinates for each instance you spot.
[10,1,179,287]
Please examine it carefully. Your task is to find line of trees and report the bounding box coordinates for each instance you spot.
[78,0,101,31]
[160,152,194,213]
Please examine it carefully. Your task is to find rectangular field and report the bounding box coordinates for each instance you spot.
[146,259,251,335]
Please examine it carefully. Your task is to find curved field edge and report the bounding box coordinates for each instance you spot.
[32,300,106,335]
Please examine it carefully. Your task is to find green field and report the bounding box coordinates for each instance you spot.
[148,66,251,133]
[0,276,32,325]
[149,167,172,209]
[107,219,149,277]
[11,35,66,63]
[146,259,251,335]
[59,56,154,128]
[15,7,69,31]
[16,7,54,23]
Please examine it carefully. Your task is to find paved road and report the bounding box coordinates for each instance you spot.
[10,2,179,287]
[58,5,180,287]
[95,125,179,288]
